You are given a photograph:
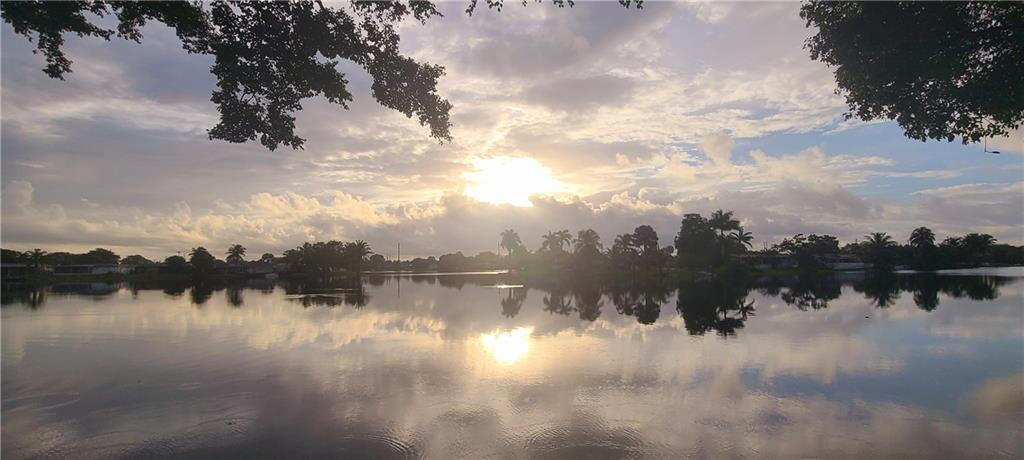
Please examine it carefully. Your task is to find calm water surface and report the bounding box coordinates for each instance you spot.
[3,269,1023,458]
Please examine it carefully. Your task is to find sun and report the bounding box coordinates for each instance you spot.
[463,157,562,206]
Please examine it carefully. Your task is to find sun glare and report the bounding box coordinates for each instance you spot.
[480,327,534,365]
[463,157,562,206]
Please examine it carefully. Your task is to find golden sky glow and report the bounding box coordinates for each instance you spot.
[463,157,563,207]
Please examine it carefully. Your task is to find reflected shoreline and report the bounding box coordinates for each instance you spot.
[5,268,1020,336]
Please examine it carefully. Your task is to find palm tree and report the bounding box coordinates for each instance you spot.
[908,227,935,249]
[865,232,895,248]
[610,233,639,277]
[961,233,996,266]
[541,231,561,252]
[553,230,572,251]
[908,226,936,269]
[499,229,522,258]
[709,209,741,262]
[864,232,896,269]
[573,229,603,253]
[613,233,637,252]
[25,248,46,271]
[226,244,247,263]
[962,233,996,252]
[344,240,373,274]
[729,229,754,249]
[709,209,740,237]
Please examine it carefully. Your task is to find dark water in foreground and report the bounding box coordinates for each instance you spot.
[3,268,1023,458]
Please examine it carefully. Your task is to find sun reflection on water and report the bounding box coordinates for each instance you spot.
[480,327,534,365]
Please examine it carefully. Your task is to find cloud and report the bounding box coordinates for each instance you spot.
[0,181,394,256]
[2,3,1021,256]
[520,75,638,112]
[908,182,1024,239]
[1,180,34,212]
[966,373,1024,421]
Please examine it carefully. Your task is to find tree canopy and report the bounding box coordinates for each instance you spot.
[1,0,642,151]
[801,1,1024,144]
[1,0,454,150]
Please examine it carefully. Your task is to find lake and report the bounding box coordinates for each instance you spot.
[3,268,1023,458]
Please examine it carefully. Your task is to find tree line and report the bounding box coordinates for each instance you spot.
[486,210,1022,279]
[3,211,1021,280]
[1,241,374,280]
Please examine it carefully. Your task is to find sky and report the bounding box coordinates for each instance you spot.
[1,1,1022,260]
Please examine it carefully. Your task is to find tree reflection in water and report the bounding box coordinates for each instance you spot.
[1,285,47,309]
[226,286,244,307]
[283,277,369,308]
[778,274,842,311]
[676,277,756,337]
[608,279,672,325]
[190,282,215,306]
[573,285,604,321]
[500,287,527,318]
[854,272,902,308]
[0,271,1017,337]
[542,287,574,316]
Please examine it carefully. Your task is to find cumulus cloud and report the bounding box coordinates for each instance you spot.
[0,181,394,256]
[1,2,1021,256]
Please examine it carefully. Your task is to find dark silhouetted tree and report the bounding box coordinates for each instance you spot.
[1,1,643,150]
[24,248,46,271]
[730,229,754,250]
[573,229,602,253]
[499,229,522,263]
[709,210,742,263]
[226,244,247,263]
[908,226,936,269]
[609,233,639,276]
[0,1,455,150]
[541,230,572,253]
[163,255,190,274]
[709,210,740,238]
[800,2,1024,143]
[188,246,216,277]
[909,227,936,249]
[633,225,659,255]
[121,254,154,265]
[1,248,27,263]
[774,233,839,270]
[863,232,897,269]
[344,240,372,274]
[675,213,718,271]
[367,253,386,269]
[962,233,996,266]
[76,248,120,265]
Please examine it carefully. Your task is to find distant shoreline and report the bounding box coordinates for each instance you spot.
[6,265,1022,288]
